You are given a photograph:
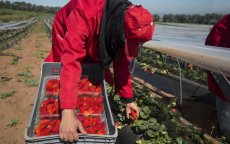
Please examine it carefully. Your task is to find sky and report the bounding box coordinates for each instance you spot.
[8,0,230,15]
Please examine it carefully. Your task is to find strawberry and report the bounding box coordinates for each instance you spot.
[82,117,92,128]
[130,110,138,120]
[91,117,101,126]
[35,119,50,136]
[51,119,60,134]
[97,129,106,135]
[78,77,102,96]
[45,79,60,97]
[40,127,52,136]
[82,109,94,117]
[171,106,178,113]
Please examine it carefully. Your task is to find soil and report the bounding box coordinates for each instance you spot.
[0,19,222,144]
[0,19,51,144]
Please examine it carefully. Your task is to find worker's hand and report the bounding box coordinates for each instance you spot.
[126,102,139,119]
[59,109,86,142]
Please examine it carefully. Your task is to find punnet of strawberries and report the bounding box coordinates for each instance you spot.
[35,77,106,137]
[45,79,60,97]
[35,118,60,137]
[76,95,104,116]
[77,114,106,135]
[40,98,59,116]
[78,77,102,96]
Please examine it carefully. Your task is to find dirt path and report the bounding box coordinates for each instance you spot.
[0,19,51,144]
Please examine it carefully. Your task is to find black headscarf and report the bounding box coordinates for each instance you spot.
[99,0,132,69]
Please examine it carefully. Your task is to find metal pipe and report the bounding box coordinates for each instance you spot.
[143,40,230,77]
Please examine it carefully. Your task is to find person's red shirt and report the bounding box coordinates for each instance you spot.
[205,14,230,101]
[45,0,134,109]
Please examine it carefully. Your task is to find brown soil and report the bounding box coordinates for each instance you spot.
[0,18,223,144]
[0,19,51,144]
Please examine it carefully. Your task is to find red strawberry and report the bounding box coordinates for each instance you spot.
[91,117,101,126]
[47,104,55,114]
[97,129,106,135]
[82,117,92,128]
[85,127,97,134]
[40,105,47,115]
[82,109,94,117]
[40,128,52,136]
[52,119,60,134]
[171,106,178,113]
[130,110,138,120]
[35,119,50,136]
[40,98,59,115]
[45,79,60,97]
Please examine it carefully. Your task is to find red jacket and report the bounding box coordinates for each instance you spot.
[205,14,230,101]
[45,0,133,109]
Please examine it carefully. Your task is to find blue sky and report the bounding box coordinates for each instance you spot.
[8,0,230,15]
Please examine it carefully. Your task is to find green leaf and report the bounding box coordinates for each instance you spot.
[148,118,157,124]
[148,124,158,130]
[146,130,155,138]
[142,106,150,115]
[136,140,143,144]
[142,121,150,127]
[140,111,149,119]
[176,137,183,144]
[117,113,122,118]
[139,125,147,131]
[113,95,120,101]
[159,124,166,131]
[120,108,125,112]
[192,134,204,144]
[134,120,143,126]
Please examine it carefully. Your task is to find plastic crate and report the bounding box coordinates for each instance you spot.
[25,62,117,144]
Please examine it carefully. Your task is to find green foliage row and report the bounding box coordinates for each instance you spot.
[0,9,45,22]
[107,83,212,144]
[153,13,223,24]
[0,1,60,14]
[137,48,208,85]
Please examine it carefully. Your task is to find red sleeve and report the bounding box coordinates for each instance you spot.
[113,48,133,100]
[60,8,90,109]
[45,9,65,62]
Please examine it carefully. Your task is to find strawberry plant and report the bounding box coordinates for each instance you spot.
[17,66,33,78]
[107,83,212,144]
[0,88,16,99]
[10,56,20,65]
[25,78,39,87]
[137,48,208,85]
[7,118,19,127]
[17,66,38,87]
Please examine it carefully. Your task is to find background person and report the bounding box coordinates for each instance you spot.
[205,14,230,139]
